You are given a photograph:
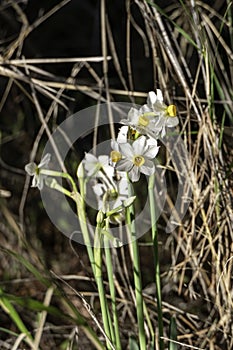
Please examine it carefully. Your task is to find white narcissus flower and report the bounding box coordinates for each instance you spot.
[147,90,179,137]
[116,136,159,182]
[147,89,176,117]
[93,175,128,212]
[121,105,161,138]
[93,175,132,223]
[83,153,114,180]
[25,153,51,190]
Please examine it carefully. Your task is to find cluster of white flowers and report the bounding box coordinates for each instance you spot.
[82,89,178,222]
[121,89,178,138]
[25,90,178,224]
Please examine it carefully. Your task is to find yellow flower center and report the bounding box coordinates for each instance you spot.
[166,104,176,117]
[110,150,122,163]
[139,115,150,126]
[133,155,145,167]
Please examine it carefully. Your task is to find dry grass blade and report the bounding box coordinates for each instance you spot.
[34,287,54,349]
[4,57,112,65]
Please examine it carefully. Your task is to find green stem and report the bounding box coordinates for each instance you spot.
[104,219,122,350]
[43,168,95,271]
[41,169,78,193]
[46,178,73,198]
[148,175,164,350]
[94,222,114,350]
[43,166,114,348]
[77,166,114,348]
[126,181,146,350]
[75,163,96,273]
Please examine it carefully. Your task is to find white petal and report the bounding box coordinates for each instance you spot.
[153,115,165,128]
[129,166,140,182]
[39,153,51,168]
[118,178,128,195]
[37,176,45,190]
[31,175,38,187]
[132,136,146,155]
[98,155,109,166]
[147,137,158,147]
[93,183,104,197]
[103,165,114,179]
[144,146,159,159]
[83,153,99,175]
[140,160,155,175]
[111,140,119,152]
[85,153,97,163]
[116,159,133,172]
[96,197,103,210]
[152,102,167,115]
[161,125,166,138]
[166,117,179,128]
[128,107,140,124]
[25,162,37,176]
[32,174,45,189]
[150,117,164,136]
[139,104,152,114]
[120,118,130,126]
[119,143,134,159]
[145,128,160,139]
[156,89,163,102]
[77,162,84,178]
[112,197,122,209]
[117,126,128,143]
[147,91,157,107]
[84,161,96,173]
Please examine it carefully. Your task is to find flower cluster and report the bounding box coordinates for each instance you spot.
[25,90,178,225]
[81,89,178,222]
[121,89,178,138]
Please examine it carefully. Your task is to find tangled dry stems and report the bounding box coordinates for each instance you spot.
[0,0,233,349]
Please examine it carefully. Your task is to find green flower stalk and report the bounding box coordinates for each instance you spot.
[126,180,146,350]
[148,174,164,350]
[94,211,115,350]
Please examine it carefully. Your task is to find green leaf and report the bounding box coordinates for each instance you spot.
[0,247,51,287]
[146,0,199,49]
[129,336,140,350]
[0,327,19,337]
[169,316,178,350]
[0,291,73,321]
[0,288,33,340]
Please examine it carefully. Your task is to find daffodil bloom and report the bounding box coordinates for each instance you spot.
[147,90,179,137]
[82,153,119,200]
[93,175,131,223]
[121,105,161,138]
[93,176,127,210]
[147,90,176,117]
[116,135,159,182]
[25,153,51,190]
[83,153,114,179]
